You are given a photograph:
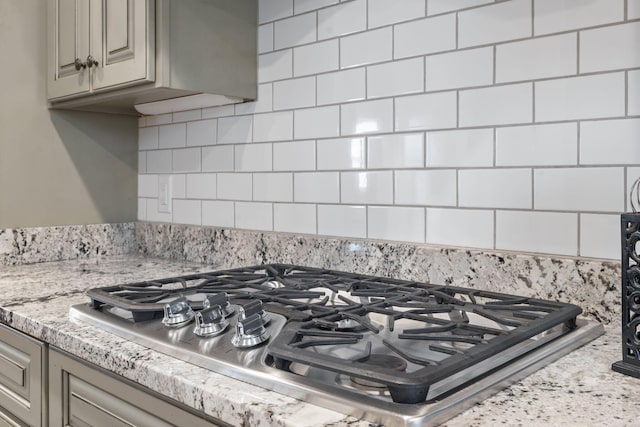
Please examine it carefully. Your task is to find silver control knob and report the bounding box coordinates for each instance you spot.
[203,292,234,317]
[162,297,195,328]
[231,313,270,348]
[194,305,229,337]
[238,300,270,325]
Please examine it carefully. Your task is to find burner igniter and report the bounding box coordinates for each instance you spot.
[194,305,229,337]
[231,313,270,349]
[162,297,195,328]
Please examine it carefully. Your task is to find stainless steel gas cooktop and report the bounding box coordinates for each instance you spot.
[69,264,603,426]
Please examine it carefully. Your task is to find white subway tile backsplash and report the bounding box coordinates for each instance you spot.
[580,119,640,165]
[146,150,172,173]
[496,33,577,83]
[273,140,316,171]
[294,172,340,203]
[202,105,234,120]
[236,202,273,231]
[630,0,640,19]
[368,133,424,169]
[496,123,577,166]
[294,40,339,76]
[187,119,217,147]
[259,50,293,83]
[341,99,394,136]
[253,173,293,202]
[172,148,201,173]
[367,58,424,99]
[317,0,366,40]
[274,77,316,110]
[426,208,494,249]
[340,28,392,68]
[252,111,293,142]
[172,109,201,123]
[627,167,640,212]
[580,22,640,73]
[202,201,235,228]
[368,0,425,28]
[235,84,273,115]
[458,0,531,48]
[171,174,186,199]
[218,115,253,144]
[217,173,252,201]
[394,14,456,59]
[138,175,157,198]
[630,70,640,116]
[294,106,340,139]
[295,0,338,15]
[274,12,316,49]
[258,24,274,54]
[426,129,494,167]
[274,203,317,234]
[460,83,533,127]
[317,68,366,105]
[425,47,493,91]
[535,73,626,122]
[317,137,366,170]
[137,198,147,221]
[139,127,159,150]
[496,210,578,256]
[368,206,425,243]
[202,145,234,172]
[235,144,273,172]
[146,198,172,222]
[173,200,202,225]
[138,152,146,174]
[534,0,624,35]
[259,0,293,23]
[186,174,216,200]
[318,205,366,238]
[395,92,457,131]
[427,0,494,16]
[395,170,457,206]
[459,169,532,209]
[580,214,620,259]
[146,114,172,126]
[534,167,624,212]
[159,123,186,148]
[341,171,393,204]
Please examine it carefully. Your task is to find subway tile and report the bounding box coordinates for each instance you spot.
[139,127,159,150]
[426,208,494,249]
[580,214,620,259]
[627,167,640,212]
[146,198,172,222]
[341,99,394,136]
[159,123,186,148]
[580,119,640,165]
[202,145,234,172]
[258,24,274,54]
[273,140,316,171]
[340,28,392,68]
[368,133,424,169]
[201,105,234,119]
[458,0,531,48]
[186,173,216,199]
[317,68,366,105]
[173,200,202,225]
[253,173,294,202]
[460,83,532,127]
[172,147,201,173]
[294,40,339,76]
[186,119,217,147]
[252,111,293,142]
[138,175,157,198]
[534,0,624,35]
[535,73,625,122]
[317,205,366,238]
[580,22,640,73]
[534,167,624,212]
[630,0,640,19]
[317,137,366,170]
[146,114,172,126]
[235,144,273,171]
[317,0,366,40]
[367,58,424,99]
[172,109,201,123]
[395,170,457,206]
[496,33,577,83]
[394,14,456,59]
[294,106,340,139]
[146,150,172,173]
[235,202,273,231]
[138,116,147,128]
[138,152,146,173]
[295,0,338,14]
[426,129,493,167]
[202,201,235,228]
[341,171,393,204]
[235,84,273,115]
[294,172,340,203]
[425,47,493,91]
[368,206,425,243]
[459,169,532,209]
[427,0,493,15]
[368,0,425,28]
[395,92,457,131]
[274,203,317,234]
[496,211,578,256]
[630,70,640,116]
[274,12,316,49]
[259,50,293,83]
[274,77,316,110]
[171,174,186,199]
[259,0,293,23]
[137,198,147,221]
[217,173,252,200]
[496,123,578,166]
[218,115,253,144]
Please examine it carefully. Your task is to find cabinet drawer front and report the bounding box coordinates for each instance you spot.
[0,345,28,391]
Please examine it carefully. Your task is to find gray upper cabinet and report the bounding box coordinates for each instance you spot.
[47,0,257,115]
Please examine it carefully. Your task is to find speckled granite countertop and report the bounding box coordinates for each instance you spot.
[0,255,638,427]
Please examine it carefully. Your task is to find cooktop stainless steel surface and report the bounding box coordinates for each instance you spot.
[69,264,604,426]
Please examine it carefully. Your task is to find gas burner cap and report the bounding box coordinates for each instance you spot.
[194,305,229,337]
[231,312,270,349]
[264,279,285,289]
[203,292,234,317]
[239,300,270,325]
[162,297,195,328]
